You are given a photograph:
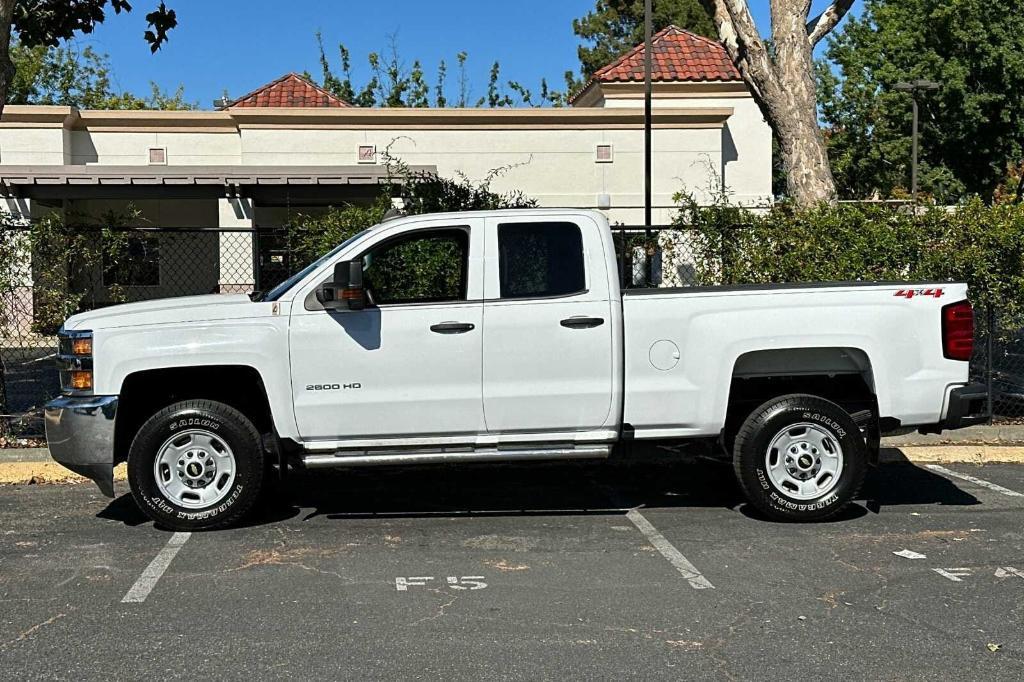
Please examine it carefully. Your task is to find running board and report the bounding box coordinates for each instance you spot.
[301,444,613,469]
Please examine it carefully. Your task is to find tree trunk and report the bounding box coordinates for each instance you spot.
[0,0,16,121]
[771,97,836,205]
[767,3,837,205]
[707,0,853,206]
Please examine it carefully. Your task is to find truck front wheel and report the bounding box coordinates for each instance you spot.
[127,400,264,531]
[732,394,867,522]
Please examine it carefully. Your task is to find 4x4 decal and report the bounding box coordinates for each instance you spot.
[894,288,944,299]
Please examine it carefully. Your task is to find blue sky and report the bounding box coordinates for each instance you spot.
[79,1,861,108]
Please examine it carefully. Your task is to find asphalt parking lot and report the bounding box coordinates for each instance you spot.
[2,448,1024,681]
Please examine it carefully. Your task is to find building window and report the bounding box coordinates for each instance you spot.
[148,147,167,165]
[595,144,614,163]
[103,236,160,287]
[498,222,585,299]
[358,145,376,163]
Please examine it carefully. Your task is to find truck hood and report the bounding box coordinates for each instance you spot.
[64,294,261,331]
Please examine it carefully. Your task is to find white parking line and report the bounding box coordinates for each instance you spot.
[625,510,714,590]
[121,532,191,603]
[925,465,1024,498]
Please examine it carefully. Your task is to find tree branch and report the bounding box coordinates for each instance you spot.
[806,0,855,47]
[707,0,777,103]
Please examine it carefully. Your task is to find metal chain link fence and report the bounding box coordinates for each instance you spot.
[1,223,1022,437]
[0,225,258,437]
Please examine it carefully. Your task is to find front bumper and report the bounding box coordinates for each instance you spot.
[918,383,989,434]
[44,395,118,497]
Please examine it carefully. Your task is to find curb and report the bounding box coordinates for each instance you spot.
[879,446,1024,465]
[0,461,126,486]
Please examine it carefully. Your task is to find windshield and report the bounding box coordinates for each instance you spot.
[260,229,371,302]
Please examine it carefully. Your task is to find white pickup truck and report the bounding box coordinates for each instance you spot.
[45,208,987,530]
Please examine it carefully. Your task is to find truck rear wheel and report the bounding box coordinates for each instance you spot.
[127,400,264,531]
[732,394,866,522]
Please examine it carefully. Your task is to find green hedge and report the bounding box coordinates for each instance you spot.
[677,198,1024,323]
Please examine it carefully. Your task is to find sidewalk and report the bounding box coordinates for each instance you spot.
[0,448,128,486]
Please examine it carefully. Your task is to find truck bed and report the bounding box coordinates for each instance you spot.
[620,281,969,439]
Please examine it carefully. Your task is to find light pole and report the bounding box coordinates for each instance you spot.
[644,0,652,233]
[894,79,940,203]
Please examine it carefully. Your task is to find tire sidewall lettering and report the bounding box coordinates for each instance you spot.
[168,417,222,432]
[801,411,846,439]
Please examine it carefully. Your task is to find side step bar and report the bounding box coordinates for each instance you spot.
[301,444,612,469]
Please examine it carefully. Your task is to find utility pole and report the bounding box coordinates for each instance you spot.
[894,79,940,204]
[644,0,652,233]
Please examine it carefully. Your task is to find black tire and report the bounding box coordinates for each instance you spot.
[128,400,264,531]
[733,394,867,522]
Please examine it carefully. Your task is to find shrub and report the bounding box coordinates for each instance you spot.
[677,198,1024,324]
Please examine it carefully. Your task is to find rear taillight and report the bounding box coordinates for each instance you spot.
[942,300,974,361]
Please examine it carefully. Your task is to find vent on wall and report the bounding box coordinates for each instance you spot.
[358,145,376,163]
[148,147,167,165]
[595,144,614,163]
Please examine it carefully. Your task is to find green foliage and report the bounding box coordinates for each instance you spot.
[364,231,466,304]
[285,194,392,274]
[12,1,175,52]
[677,198,1024,322]
[314,34,569,108]
[0,207,144,335]
[571,0,716,81]
[9,41,195,109]
[818,0,1024,202]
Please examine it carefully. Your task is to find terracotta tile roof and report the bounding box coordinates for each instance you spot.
[593,25,740,84]
[227,73,351,108]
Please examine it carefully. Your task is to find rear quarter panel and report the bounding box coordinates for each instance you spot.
[622,283,970,437]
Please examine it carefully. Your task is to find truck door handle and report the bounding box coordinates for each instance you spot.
[430,321,476,334]
[560,316,605,329]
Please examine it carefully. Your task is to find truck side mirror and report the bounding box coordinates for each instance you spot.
[315,260,365,311]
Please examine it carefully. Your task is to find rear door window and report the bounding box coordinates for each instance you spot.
[498,222,585,299]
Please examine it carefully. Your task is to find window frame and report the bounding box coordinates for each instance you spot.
[355,225,473,307]
[495,221,588,301]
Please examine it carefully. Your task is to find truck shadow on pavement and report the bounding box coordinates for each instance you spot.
[96,445,982,529]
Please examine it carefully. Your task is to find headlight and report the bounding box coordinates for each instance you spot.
[57,330,94,394]
[71,337,92,356]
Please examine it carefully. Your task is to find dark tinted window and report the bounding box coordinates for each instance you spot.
[362,228,468,305]
[498,222,585,299]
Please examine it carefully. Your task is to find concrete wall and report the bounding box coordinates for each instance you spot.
[601,92,772,207]
[239,126,723,224]
[0,85,772,227]
[71,131,241,166]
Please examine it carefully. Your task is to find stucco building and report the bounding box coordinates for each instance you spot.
[0,26,770,318]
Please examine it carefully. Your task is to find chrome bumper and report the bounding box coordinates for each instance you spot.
[44,395,118,497]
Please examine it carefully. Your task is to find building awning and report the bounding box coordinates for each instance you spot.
[0,164,438,201]
[0,164,435,188]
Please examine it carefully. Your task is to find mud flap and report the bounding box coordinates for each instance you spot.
[62,462,115,498]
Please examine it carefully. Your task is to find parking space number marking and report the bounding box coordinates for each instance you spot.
[396,576,488,592]
[933,568,972,582]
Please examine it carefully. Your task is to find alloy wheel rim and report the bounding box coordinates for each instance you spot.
[764,422,844,501]
[153,429,237,509]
